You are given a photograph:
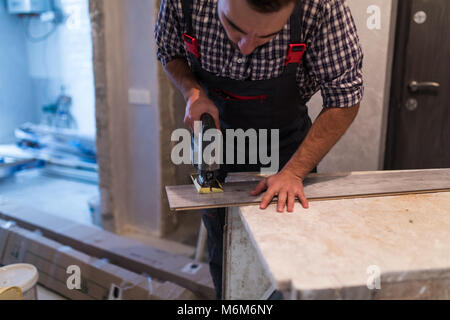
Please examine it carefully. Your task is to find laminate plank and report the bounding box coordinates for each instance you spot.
[166,169,450,211]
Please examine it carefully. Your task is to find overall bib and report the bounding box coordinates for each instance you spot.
[181,0,315,299]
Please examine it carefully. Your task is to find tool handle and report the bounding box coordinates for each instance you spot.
[200,113,216,130]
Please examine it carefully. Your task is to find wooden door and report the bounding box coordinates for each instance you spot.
[385,0,450,169]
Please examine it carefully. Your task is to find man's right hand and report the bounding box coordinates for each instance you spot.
[184,89,221,131]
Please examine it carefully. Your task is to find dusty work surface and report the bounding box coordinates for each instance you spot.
[166,169,450,211]
[238,192,450,299]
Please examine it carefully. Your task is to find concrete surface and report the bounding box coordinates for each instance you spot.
[37,285,67,300]
[0,168,98,226]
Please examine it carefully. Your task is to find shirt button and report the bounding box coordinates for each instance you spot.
[237,58,243,63]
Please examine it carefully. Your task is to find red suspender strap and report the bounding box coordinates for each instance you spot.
[285,43,307,66]
[183,33,200,59]
[213,88,268,101]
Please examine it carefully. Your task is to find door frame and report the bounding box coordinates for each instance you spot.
[384,0,413,170]
[89,0,131,233]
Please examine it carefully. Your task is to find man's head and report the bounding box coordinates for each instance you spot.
[218,0,299,56]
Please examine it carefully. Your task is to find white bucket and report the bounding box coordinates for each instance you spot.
[0,264,39,300]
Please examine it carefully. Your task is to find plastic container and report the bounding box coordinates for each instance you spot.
[0,286,22,300]
[0,264,39,300]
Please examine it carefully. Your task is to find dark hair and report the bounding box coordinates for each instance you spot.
[246,0,300,13]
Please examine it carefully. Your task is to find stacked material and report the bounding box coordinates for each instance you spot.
[0,219,200,300]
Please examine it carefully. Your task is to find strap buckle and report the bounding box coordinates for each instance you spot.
[183,33,200,59]
[285,43,307,66]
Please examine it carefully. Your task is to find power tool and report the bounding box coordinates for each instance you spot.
[191,113,223,194]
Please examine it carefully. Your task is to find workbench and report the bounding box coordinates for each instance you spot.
[166,169,450,300]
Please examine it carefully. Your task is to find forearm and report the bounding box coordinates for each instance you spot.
[163,58,205,101]
[284,103,360,179]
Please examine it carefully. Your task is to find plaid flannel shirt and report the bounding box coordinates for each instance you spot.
[155,0,364,108]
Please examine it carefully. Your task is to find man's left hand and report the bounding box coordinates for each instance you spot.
[251,169,309,213]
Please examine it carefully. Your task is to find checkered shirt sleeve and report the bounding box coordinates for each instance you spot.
[155,0,364,108]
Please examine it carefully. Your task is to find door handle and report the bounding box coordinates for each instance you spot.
[408,81,440,93]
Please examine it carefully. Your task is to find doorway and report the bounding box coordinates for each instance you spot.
[385,0,450,170]
[0,0,99,226]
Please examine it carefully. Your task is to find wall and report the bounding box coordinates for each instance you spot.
[26,0,96,137]
[0,3,38,143]
[308,0,398,172]
[91,0,183,237]
[122,0,191,236]
[123,0,166,235]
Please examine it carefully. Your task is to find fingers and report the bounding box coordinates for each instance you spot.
[279,191,305,213]
[184,115,193,131]
[184,106,195,130]
[257,186,309,212]
[260,188,277,210]
[185,92,221,132]
[287,192,296,213]
[184,111,221,132]
[251,179,268,196]
[298,191,309,209]
[277,191,287,213]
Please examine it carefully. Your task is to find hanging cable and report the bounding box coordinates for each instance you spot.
[22,15,59,43]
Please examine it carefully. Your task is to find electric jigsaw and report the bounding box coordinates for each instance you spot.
[191,113,224,194]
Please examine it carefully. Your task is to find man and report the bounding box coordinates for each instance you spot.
[155,0,363,299]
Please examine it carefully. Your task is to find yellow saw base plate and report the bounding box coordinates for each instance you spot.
[191,174,224,194]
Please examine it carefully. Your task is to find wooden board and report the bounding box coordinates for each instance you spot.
[236,192,450,299]
[166,169,450,211]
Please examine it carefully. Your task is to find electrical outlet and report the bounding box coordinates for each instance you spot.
[128,89,151,106]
